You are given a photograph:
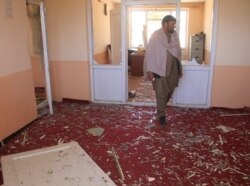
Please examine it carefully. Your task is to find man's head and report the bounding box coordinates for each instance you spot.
[162,15,176,33]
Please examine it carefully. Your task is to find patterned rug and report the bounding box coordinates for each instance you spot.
[0,102,250,185]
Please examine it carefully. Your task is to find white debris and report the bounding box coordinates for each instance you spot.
[87,127,105,137]
[40,135,46,139]
[223,167,247,176]
[111,147,125,180]
[106,171,111,176]
[173,145,179,149]
[147,177,155,182]
[206,163,209,169]
[21,132,27,146]
[173,143,181,149]
[230,153,237,161]
[219,135,223,145]
[136,136,150,140]
[220,113,250,117]
[107,151,112,155]
[187,173,195,179]
[58,138,65,145]
[216,125,236,133]
[141,110,154,115]
[209,140,214,146]
[161,157,166,163]
[152,150,160,154]
[212,149,224,156]
[243,176,250,180]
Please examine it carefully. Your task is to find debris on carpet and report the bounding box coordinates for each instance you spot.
[0,102,249,185]
[87,127,105,137]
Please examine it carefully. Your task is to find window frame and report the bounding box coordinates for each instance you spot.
[129,8,188,49]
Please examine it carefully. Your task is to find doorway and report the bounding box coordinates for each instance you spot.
[87,0,126,103]
[27,3,46,115]
[125,0,181,105]
[125,0,216,108]
[26,0,53,115]
[87,0,217,107]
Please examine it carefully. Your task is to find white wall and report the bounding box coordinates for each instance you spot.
[92,0,115,54]
[0,0,37,140]
[45,0,88,61]
[0,0,31,76]
[43,0,91,101]
[203,0,213,64]
[215,0,250,66]
[211,0,250,108]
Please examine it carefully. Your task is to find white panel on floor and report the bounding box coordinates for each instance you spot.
[1,142,116,186]
[93,67,123,102]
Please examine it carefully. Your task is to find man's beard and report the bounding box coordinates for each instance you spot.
[168,28,175,33]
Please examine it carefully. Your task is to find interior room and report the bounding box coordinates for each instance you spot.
[0,0,249,185]
[126,0,213,104]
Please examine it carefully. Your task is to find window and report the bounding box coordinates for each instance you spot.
[130,9,188,49]
[131,11,146,48]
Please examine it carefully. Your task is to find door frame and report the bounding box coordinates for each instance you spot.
[207,0,218,108]
[87,0,126,103]
[124,0,218,108]
[27,0,53,114]
[86,0,218,107]
[86,0,95,102]
[122,0,181,105]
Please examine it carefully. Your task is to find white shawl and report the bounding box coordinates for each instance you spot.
[144,28,182,77]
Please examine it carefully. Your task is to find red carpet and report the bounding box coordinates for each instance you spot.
[0,102,250,185]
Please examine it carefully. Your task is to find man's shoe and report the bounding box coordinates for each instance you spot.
[159,116,166,125]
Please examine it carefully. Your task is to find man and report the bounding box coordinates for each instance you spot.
[144,15,182,125]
